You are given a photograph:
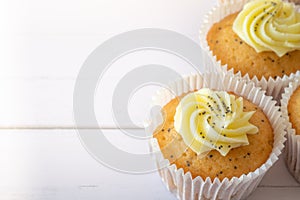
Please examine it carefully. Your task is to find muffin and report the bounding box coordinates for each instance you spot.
[148,73,285,200]
[154,90,273,181]
[281,78,300,182]
[207,12,300,80]
[200,0,300,101]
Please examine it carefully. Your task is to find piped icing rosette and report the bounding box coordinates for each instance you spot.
[174,88,258,156]
[233,0,300,57]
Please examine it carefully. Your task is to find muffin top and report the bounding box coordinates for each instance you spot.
[173,88,258,156]
[207,12,300,79]
[153,90,274,180]
[206,0,300,80]
[288,86,300,135]
[233,0,300,57]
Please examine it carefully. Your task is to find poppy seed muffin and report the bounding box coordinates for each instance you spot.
[150,74,286,200]
[207,12,300,80]
[153,91,273,180]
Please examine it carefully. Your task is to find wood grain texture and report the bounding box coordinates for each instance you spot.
[0,130,298,199]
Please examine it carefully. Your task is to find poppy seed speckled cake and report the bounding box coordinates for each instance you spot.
[154,89,273,180]
[200,0,300,101]
[149,73,285,200]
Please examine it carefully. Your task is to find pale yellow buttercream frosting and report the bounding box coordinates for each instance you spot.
[174,89,258,156]
[233,0,300,57]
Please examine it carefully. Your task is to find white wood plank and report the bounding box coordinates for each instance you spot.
[3,186,300,200]
[0,129,175,199]
[0,79,74,128]
[248,188,300,200]
[0,129,298,200]
[0,0,217,78]
[1,186,300,200]
[0,69,200,128]
[0,186,175,200]
[1,0,219,128]
[0,129,157,187]
[3,0,218,36]
[260,154,300,187]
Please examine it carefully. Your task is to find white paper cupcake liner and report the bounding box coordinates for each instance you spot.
[281,78,300,182]
[199,0,300,102]
[147,73,286,200]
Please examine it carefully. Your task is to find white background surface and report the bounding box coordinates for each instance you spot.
[0,0,299,199]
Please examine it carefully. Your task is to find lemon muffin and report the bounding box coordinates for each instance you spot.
[207,12,300,80]
[281,79,300,182]
[149,73,285,200]
[153,89,273,180]
[200,0,300,101]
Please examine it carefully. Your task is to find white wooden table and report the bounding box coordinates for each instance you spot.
[0,0,299,199]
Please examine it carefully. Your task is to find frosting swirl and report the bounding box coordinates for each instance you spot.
[174,89,258,156]
[233,0,300,57]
